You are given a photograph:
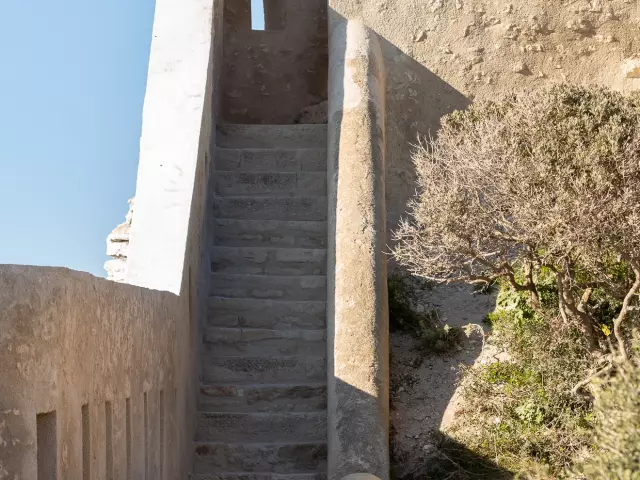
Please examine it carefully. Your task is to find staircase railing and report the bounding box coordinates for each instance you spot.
[327,16,390,480]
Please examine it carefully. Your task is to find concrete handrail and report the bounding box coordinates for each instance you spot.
[342,475,383,480]
[327,17,390,480]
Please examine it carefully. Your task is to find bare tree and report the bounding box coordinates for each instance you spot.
[393,85,640,357]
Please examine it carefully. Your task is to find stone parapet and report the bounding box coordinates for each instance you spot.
[0,266,189,479]
[327,17,390,480]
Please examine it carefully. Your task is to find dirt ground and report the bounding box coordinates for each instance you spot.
[390,282,498,479]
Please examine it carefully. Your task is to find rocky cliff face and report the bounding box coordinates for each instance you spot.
[105,198,134,282]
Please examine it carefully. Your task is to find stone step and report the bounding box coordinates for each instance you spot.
[195,412,327,443]
[193,473,327,480]
[213,219,327,249]
[211,247,327,276]
[198,383,327,413]
[216,124,328,149]
[194,441,327,474]
[215,172,327,197]
[207,297,326,330]
[209,274,326,301]
[203,327,326,356]
[216,148,327,172]
[201,356,326,384]
[214,197,327,222]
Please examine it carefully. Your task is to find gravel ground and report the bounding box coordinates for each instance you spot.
[390,283,498,479]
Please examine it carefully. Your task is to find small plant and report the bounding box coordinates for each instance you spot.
[388,272,464,354]
[421,323,465,353]
[473,282,497,295]
[447,279,594,477]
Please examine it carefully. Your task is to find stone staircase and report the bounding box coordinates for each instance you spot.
[193,125,329,480]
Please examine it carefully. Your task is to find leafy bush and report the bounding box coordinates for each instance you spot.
[393,85,640,357]
[448,279,594,477]
[571,358,640,479]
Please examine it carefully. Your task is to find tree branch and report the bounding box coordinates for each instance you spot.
[612,259,640,360]
[557,263,600,351]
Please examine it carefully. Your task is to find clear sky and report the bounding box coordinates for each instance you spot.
[0,0,264,277]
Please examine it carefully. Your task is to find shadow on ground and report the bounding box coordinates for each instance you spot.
[393,433,514,480]
[389,283,511,480]
[369,27,509,480]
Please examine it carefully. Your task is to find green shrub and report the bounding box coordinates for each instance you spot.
[393,85,640,357]
[448,279,595,477]
[392,85,640,477]
[571,359,640,479]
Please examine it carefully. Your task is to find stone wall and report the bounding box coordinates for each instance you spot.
[0,0,224,477]
[0,266,187,479]
[125,0,223,295]
[328,0,640,230]
[221,0,328,124]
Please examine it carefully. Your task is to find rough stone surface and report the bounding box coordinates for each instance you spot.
[195,124,328,479]
[213,219,327,249]
[297,101,329,124]
[214,197,328,222]
[211,246,327,276]
[207,297,327,329]
[342,475,382,480]
[327,19,390,480]
[0,266,188,479]
[105,197,134,282]
[194,441,327,473]
[216,148,327,173]
[217,125,328,149]
[198,383,327,412]
[221,0,328,124]
[329,0,640,231]
[202,356,327,384]
[195,412,327,443]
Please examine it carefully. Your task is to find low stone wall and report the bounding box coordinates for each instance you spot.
[327,17,390,480]
[0,266,190,479]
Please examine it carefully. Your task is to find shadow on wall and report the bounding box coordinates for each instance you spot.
[374,34,471,229]
[371,31,497,480]
[327,11,504,480]
[221,0,328,124]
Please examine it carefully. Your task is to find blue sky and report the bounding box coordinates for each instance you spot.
[0,0,264,277]
[0,0,155,276]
